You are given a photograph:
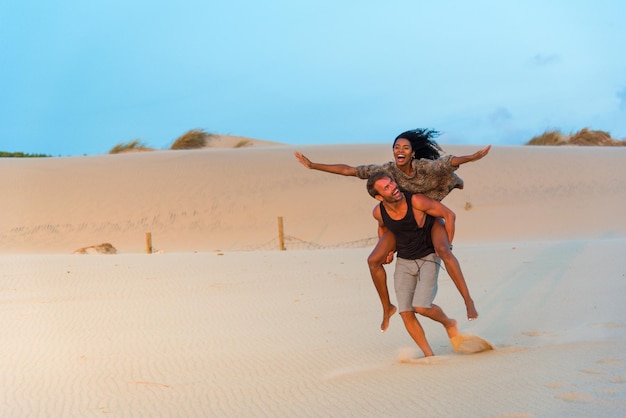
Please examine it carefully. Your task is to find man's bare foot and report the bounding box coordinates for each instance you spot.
[466,300,478,321]
[381,305,397,333]
[444,319,459,338]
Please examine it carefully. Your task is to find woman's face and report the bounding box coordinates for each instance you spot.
[393,138,414,167]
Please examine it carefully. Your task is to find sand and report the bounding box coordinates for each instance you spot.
[0,144,625,417]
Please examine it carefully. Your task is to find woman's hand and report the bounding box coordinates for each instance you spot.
[467,145,491,162]
[293,152,357,176]
[294,152,313,169]
[451,145,491,166]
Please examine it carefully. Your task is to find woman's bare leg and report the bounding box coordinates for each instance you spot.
[367,231,397,332]
[431,220,478,320]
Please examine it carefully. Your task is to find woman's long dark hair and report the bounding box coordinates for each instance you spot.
[393,129,442,160]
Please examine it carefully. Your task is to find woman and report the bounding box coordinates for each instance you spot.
[295,129,490,332]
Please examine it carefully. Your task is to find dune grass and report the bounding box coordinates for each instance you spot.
[234,139,252,148]
[170,129,214,150]
[109,140,154,154]
[569,128,625,146]
[526,128,626,146]
[526,130,567,145]
[16,126,624,158]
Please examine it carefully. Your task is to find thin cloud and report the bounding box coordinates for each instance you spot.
[488,107,513,126]
[531,53,561,66]
[617,87,626,110]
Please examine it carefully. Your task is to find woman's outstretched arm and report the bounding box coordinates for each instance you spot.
[294,152,357,176]
[449,145,491,167]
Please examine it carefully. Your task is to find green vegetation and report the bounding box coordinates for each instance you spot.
[526,128,626,146]
[170,129,214,150]
[0,151,51,158]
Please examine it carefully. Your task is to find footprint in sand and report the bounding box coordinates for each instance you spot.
[402,355,450,365]
[555,391,594,403]
[579,368,606,375]
[396,347,450,365]
[596,358,623,365]
[521,331,550,337]
[609,375,626,383]
[590,322,626,329]
[600,388,620,395]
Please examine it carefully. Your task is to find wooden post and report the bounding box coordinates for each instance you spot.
[277,216,285,251]
[145,232,152,254]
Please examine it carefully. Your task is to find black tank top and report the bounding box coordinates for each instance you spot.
[380,192,435,260]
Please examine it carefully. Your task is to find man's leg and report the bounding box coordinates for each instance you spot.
[399,311,434,357]
[431,220,478,321]
[367,231,397,332]
[414,304,459,339]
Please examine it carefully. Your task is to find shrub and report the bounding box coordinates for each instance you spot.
[234,139,252,148]
[525,130,567,145]
[109,139,152,154]
[569,128,620,146]
[0,151,51,158]
[526,128,626,146]
[170,129,214,150]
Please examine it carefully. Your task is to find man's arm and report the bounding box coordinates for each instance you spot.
[411,194,456,243]
[450,145,491,167]
[372,205,388,238]
[294,152,357,176]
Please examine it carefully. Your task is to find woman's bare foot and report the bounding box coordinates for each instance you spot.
[381,305,397,333]
[444,318,459,338]
[466,300,478,321]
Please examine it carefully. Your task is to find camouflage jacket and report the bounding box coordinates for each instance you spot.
[355,155,463,201]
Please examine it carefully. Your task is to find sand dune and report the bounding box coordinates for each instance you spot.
[0,144,625,416]
[2,144,624,253]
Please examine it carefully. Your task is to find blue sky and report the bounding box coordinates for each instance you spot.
[2,1,625,156]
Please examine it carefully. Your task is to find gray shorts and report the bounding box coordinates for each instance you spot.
[394,253,441,312]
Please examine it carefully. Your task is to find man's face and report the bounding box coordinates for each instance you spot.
[374,177,403,203]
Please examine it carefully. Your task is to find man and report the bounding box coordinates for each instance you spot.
[366,171,459,357]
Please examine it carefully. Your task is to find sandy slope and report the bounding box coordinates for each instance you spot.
[0,144,625,417]
[1,145,624,253]
[1,242,624,417]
